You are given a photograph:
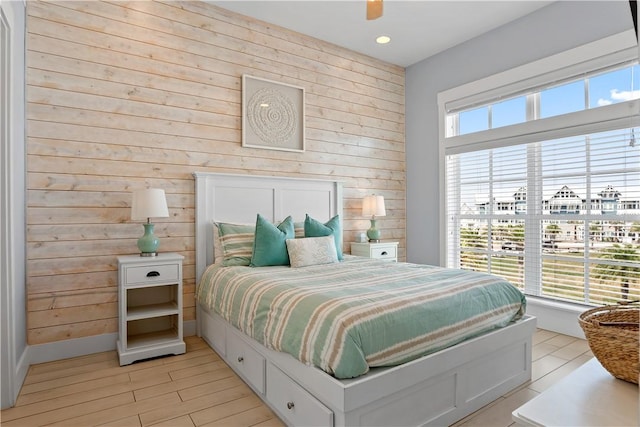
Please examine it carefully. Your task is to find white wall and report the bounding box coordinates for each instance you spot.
[405,1,635,266]
[0,0,28,410]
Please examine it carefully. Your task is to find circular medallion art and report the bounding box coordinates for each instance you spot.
[247,88,297,146]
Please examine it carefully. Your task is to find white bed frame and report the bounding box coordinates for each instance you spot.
[194,172,536,427]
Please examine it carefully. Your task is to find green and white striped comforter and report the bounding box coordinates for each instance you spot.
[197,257,526,379]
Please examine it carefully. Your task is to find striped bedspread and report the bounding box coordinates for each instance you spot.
[197,257,526,379]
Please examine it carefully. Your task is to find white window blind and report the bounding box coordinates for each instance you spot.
[446,128,640,305]
[440,31,640,307]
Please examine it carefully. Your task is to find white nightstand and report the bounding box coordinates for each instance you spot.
[350,241,399,262]
[117,253,186,365]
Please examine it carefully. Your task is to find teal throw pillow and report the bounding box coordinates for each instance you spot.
[304,214,343,260]
[251,214,295,267]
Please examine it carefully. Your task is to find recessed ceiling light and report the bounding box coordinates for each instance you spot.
[376,35,391,44]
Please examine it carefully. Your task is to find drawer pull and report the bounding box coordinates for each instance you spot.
[381,251,388,256]
[286,401,295,410]
[146,271,160,277]
[237,356,244,363]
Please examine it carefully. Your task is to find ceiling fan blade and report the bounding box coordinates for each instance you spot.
[367,0,383,20]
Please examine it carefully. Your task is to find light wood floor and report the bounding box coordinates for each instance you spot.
[2,329,593,427]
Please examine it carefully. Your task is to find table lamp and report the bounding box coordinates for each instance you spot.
[362,194,386,242]
[131,188,169,256]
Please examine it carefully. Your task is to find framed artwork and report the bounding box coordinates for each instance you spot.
[242,74,305,152]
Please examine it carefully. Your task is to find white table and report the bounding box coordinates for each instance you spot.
[512,358,638,427]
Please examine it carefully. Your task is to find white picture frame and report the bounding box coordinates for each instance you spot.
[242,74,305,153]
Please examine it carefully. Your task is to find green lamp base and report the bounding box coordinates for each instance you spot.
[366,218,381,242]
[138,223,160,256]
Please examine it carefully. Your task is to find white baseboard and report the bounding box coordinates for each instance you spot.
[526,297,586,339]
[29,322,197,366]
[16,345,29,392]
[184,319,196,337]
[29,332,118,365]
[2,346,30,409]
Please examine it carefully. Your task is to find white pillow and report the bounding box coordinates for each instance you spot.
[286,236,339,268]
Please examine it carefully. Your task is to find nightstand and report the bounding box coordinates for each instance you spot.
[117,253,186,365]
[350,241,399,262]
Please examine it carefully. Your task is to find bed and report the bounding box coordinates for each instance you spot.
[194,172,536,427]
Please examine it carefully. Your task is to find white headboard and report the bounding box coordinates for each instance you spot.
[193,172,343,283]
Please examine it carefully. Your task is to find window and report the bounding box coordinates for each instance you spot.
[540,80,585,118]
[440,31,640,307]
[453,62,639,137]
[447,129,639,305]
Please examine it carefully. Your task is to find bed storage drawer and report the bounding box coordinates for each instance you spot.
[226,328,266,394]
[266,363,333,427]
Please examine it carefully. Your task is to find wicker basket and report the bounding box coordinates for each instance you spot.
[578,304,639,385]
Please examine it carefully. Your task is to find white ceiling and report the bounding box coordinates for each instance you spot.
[212,1,554,67]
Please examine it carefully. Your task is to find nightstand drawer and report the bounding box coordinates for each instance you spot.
[371,245,397,259]
[124,263,179,285]
[351,242,399,262]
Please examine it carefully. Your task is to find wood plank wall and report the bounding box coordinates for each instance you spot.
[25,1,406,345]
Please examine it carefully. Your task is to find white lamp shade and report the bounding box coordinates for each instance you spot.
[362,195,386,217]
[131,189,169,221]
